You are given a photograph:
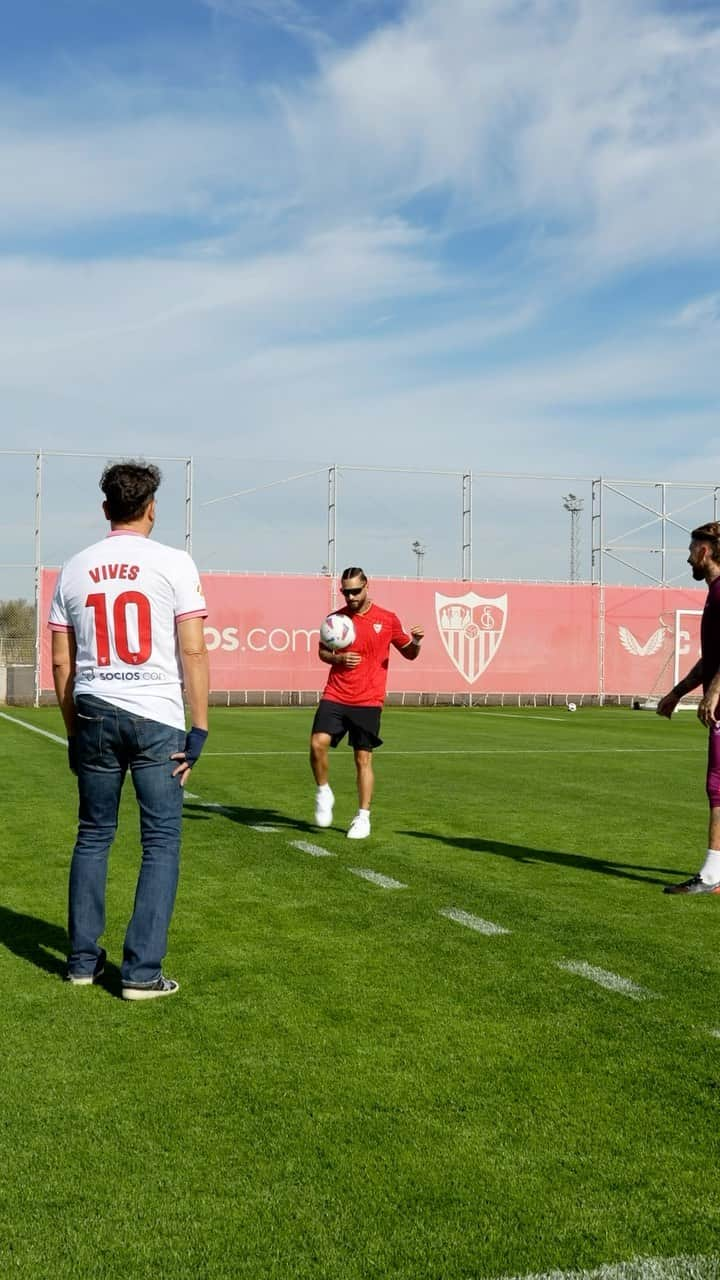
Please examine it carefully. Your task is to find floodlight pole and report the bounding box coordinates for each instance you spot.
[562,492,584,582]
[411,540,427,578]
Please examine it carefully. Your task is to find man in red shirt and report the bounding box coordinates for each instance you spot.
[658,522,720,893]
[310,567,424,839]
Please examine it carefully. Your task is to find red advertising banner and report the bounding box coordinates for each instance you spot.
[39,570,706,697]
[603,586,702,696]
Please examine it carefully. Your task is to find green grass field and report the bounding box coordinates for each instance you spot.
[0,705,718,1280]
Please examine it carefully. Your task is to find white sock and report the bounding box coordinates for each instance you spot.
[699,849,720,883]
[358,808,370,817]
[317,783,332,794]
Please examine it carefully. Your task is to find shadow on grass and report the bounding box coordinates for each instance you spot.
[0,905,68,978]
[398,831,687,886]
[183,802,317,834]
[0,905,126,995]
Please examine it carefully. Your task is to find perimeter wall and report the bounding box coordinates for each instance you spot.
[36,571,703,706]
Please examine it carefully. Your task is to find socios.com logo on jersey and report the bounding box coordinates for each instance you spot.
[97,670,168,681]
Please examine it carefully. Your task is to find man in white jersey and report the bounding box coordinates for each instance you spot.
[49,461,209,1000]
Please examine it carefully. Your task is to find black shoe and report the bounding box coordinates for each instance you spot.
[66,948,106,985]
[663,874,720,895]
[121,976,179,1001]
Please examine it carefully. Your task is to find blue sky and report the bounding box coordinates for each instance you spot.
[1,0,720,580]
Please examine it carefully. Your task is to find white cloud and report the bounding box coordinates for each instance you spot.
[0,233,715,477]
[671,293,720,330]
[281,0,720,272]
[0,221,451,420]
[199,0,380,46]
[0,108,287,230]
[3,0,720,279]
[1,0,719,511]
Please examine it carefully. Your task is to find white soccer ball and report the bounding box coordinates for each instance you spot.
[567,701,577,712]
[320,613,356,651]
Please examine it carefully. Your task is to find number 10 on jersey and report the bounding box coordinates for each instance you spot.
[86,591,153,665]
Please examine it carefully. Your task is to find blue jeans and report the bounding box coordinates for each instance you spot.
[68,694,186,986]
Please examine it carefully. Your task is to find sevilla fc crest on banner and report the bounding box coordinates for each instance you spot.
[435,591,508,685]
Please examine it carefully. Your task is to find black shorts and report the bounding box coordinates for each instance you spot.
[311,700,383,751]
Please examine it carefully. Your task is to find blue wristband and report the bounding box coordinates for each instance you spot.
[184,726,208,767]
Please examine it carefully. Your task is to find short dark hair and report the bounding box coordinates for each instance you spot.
[691,522,720,542]
[101,461,161,523]
[691,523,720,565]
[341,567,367,584]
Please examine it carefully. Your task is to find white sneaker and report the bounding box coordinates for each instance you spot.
[314,786,334,828]
[347,812,371,840]
[122,976,179,1001]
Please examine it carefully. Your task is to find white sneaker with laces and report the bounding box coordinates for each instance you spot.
[347,812,371,840]
[122,976,179,1001]
[314,786,334,828]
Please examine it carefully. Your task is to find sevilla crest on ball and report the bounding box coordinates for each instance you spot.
[320,612,356,651]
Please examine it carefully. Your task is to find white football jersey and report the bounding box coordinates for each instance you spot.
[49,531,207,729]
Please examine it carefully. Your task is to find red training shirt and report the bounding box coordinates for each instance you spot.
[322,602,412,707]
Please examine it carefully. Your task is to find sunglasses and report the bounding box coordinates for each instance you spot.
[341,586,364,597]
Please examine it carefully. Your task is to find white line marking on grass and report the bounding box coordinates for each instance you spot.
[467,710,676,723]
[184,792,279,830]
[383,748,696,755]
[0,711,66,745]
[557,961,656,1002]
[184,798,237,817]
[289,840,336,858]
[348,868,408,889]
[203,747,695,757]
[439,907,510,936]
[0,724,253,829]
[496,1254,720,1279]
[470,711,585,723]
[711,1029,720,1040]
[0,723,690,761]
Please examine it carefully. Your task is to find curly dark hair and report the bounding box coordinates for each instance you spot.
[100,461,161,524]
